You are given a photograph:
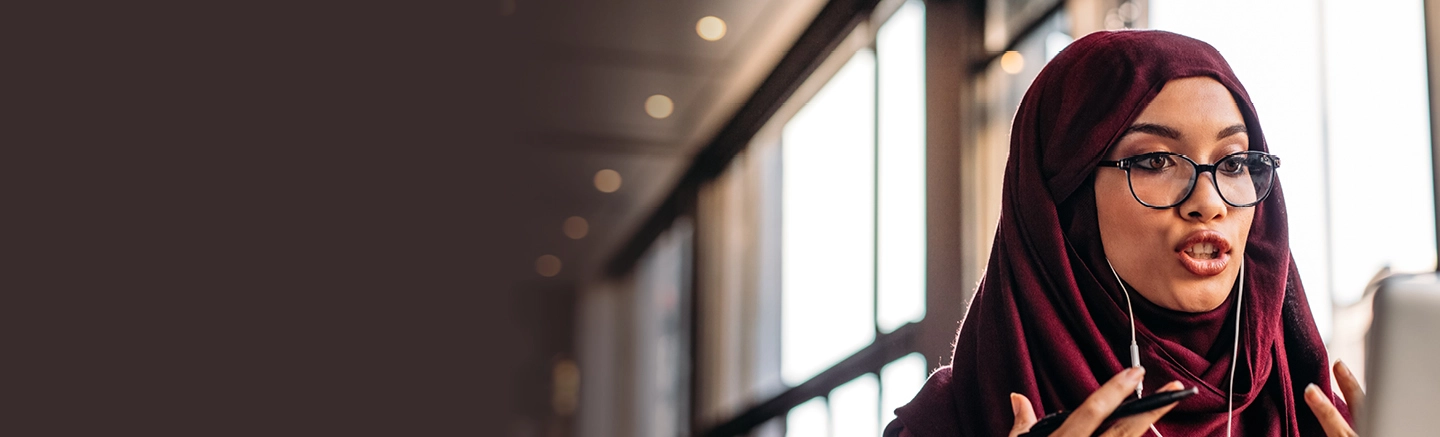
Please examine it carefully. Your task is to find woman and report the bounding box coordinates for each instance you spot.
[884,31,1361,436]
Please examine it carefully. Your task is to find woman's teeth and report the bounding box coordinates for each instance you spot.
[1185,242,1219,259]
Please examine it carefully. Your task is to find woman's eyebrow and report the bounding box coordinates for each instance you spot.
[1121,123,1182,140]
[1216,124,1247,140]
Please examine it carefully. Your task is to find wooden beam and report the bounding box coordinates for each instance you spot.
[919,0,985,371]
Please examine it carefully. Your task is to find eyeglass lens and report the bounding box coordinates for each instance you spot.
[1127,153,1275,207]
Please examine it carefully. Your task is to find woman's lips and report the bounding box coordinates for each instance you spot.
[1175,231,1232,276]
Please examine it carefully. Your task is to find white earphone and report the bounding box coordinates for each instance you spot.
[1107,259,1243,437]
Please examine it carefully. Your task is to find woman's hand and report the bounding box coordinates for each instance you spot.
[1008,367,1185,437]
[1304,360,1364,437]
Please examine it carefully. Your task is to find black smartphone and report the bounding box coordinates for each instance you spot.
[1018,387,1199,437]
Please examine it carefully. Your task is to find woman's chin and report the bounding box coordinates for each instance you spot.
[1158,288,1230,313]
[1171,299,1225,313]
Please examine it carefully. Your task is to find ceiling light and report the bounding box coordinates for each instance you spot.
[697,16,727,41]
[594,169,622,193]
[535,255,562,277]
[1000,51,1024,74]
[645,94,674,119]
[563,216,589,239]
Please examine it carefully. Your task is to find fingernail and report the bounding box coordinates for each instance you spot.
[1337,360,1354,378]
[1010,393,1020,416]
[1305,383,1320,397]
[1128,366,1146,380]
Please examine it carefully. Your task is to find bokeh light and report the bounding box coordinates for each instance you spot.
[594,169,622,193]
[1000,51,1024,74]
[535,255,562,277]
[645,94,674,119]
[552,359,579,415]
[697,16,727,41]
[563,216,589,239]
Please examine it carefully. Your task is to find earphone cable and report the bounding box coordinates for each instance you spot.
[1226,261,1244,437]
[1108,258,1243,437]
[1107,260,1143,398]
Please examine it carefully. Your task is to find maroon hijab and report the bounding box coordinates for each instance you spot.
[886,30,1351,436]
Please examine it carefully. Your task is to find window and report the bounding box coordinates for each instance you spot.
[876,0,928,334]
[781,48,879,385]
[1150,0,1437,342]
[879,353,927,426]
[779,0,928,432]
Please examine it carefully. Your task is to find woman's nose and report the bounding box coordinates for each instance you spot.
[1181,175,1227,221]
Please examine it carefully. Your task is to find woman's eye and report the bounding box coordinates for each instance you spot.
[1218,159,1244,174]
[1136,155,1173,170]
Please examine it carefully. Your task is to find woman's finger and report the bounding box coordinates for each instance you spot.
[1008,393,1038,437]
[1304,383,1358,437]
[1052,367,1146,436]
[1333,360,1364,414]
[1100,381,1185,437]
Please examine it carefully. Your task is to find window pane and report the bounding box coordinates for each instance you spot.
[786,397,829,437]
[877,0,927,333]
[1317,0,1435,302]
[782,50,877,385]
[880,353,927,426]
[831,374,880,437]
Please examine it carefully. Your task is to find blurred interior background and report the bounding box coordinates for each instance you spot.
[491,0,1440,436]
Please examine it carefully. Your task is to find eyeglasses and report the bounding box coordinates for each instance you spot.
[1097,151,1281,209]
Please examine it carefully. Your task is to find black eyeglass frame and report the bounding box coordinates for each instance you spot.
[1096,151,1282,209]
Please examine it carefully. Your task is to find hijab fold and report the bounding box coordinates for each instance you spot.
[887,30,1350,437]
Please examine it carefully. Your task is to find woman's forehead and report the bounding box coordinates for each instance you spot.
[1133,77,1245,128]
